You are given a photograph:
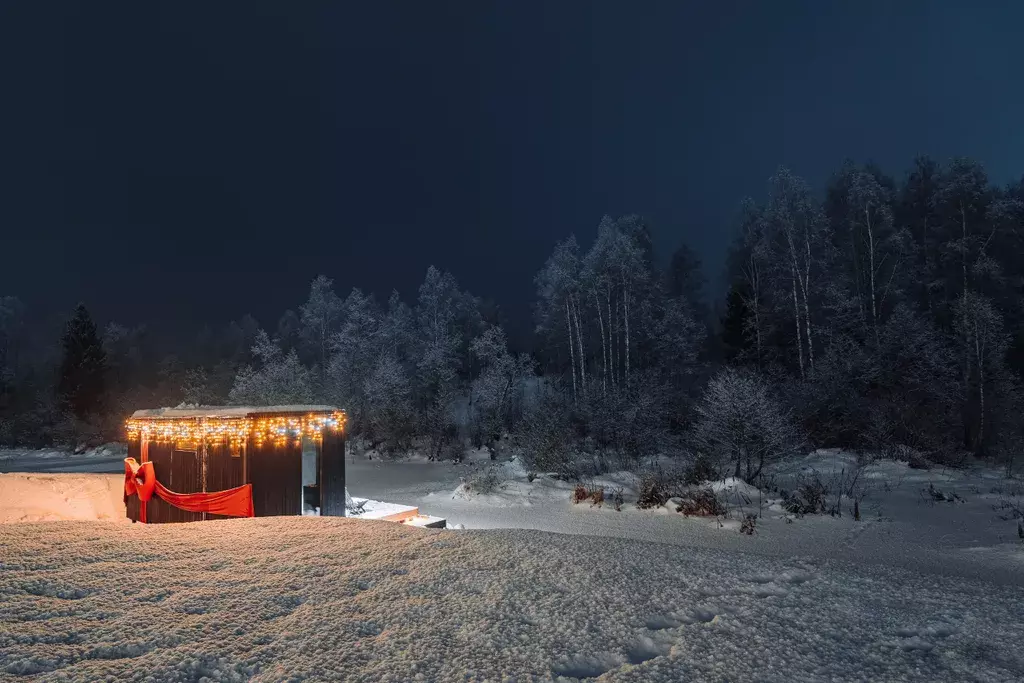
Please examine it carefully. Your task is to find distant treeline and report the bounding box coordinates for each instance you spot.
[2,156,1022,477]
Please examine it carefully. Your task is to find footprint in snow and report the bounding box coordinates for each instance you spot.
[748,569,814,585]
[645,606,720,630]
[626,635,672,664]
[896,623,958,651]
[551,652,623,681]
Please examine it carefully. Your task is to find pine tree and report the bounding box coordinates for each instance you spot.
[720,281,751,363]
[57,304,108,420]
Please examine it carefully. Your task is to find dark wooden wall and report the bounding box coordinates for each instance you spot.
[247,439,302,516]
[319,430,346,517]
[205,442,245,521]
[145,444,203,523]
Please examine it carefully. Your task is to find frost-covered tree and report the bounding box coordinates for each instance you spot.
[229,330,314,405]
[276,309,302,355]
[536,236,585,400]
[300,274,343,370]
[691,368,801,482]
[933,158,989,307]
[415,266,466,459]
[469,326,533,449]
[953,291,1008,454]
[763,167,832,380]
[364,353,415,455]
[326,289,382,427]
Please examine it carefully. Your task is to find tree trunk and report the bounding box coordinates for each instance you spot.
[802,275,815,375]
[976,326,985,453]
[867,206,878,343]
[608,288,616,389]
[747,260,763,369]
[791,275,804,380]
[961,201,968,297]
[594,290,607,395]
[802,233,815,374]
[618,274,626,387]
[565,299,577,402]
[572,296,586,393]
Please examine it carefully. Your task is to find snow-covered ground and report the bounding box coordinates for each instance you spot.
[1,447,1022,680]
[2,517,1023,682]
[349,449,1024,586]
[0,444,127,474]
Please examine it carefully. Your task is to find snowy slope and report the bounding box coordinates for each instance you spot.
[348,450,1024,585]
[1,518,1022,682]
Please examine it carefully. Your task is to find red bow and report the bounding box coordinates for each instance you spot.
[123,457,254,523]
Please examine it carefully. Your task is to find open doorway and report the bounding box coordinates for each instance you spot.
[301,436,320,515]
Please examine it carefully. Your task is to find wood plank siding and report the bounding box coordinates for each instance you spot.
[319,430,346,517]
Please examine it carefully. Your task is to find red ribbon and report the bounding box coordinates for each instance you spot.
[124,457,254,523]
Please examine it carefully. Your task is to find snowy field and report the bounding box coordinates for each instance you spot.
[2,517,1024,682]
[0,444,126,474]
[1,447,1023,680]
[347,449,1024,585]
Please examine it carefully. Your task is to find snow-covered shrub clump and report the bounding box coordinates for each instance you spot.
[457,466,507,496]
[691,368,801,483]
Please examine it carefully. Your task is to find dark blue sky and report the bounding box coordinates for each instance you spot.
[2,1,1023,340]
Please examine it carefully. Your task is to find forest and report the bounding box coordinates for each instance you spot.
[2,155,1023,480]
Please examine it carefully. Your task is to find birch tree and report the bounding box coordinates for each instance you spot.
[764,168,831,379]
[536,236,585,401]
[953,291,1007,454]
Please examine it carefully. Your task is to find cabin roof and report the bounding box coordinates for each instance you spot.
[130,405,342,420]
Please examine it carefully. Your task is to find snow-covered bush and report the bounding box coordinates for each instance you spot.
[363,354,415,456]
[691,368,801,483]
[515,387,579,476]
[577,373,674,468]
[460,467,506,495]
[636,476,670,509]
[782,476,828,515]
[469,326,532,450]
[675,487,726,516]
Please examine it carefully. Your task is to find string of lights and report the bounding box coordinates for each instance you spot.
[125,411,346,446]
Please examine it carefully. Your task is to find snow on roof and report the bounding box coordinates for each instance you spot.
[130,405,342,420]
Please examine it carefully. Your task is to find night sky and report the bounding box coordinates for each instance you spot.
[2,1,1023,342]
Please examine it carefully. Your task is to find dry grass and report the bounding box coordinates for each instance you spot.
[675,487,727,517]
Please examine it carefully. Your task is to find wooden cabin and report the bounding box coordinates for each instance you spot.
[125,405,346,523]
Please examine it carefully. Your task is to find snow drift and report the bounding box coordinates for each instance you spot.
[0,473,127,524]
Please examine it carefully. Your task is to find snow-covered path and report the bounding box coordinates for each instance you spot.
[2,518,1022,682]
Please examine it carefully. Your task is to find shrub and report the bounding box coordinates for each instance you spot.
[571,485,605,506]
[782,476,828,515]
[682,456,718,485]
[571,485,588,505]
[691,368,801,483]
[675,487,726,516]
[740,514,757,535]
[461,467,505,495]
[636,476,670,509]
[611,488,624,511]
